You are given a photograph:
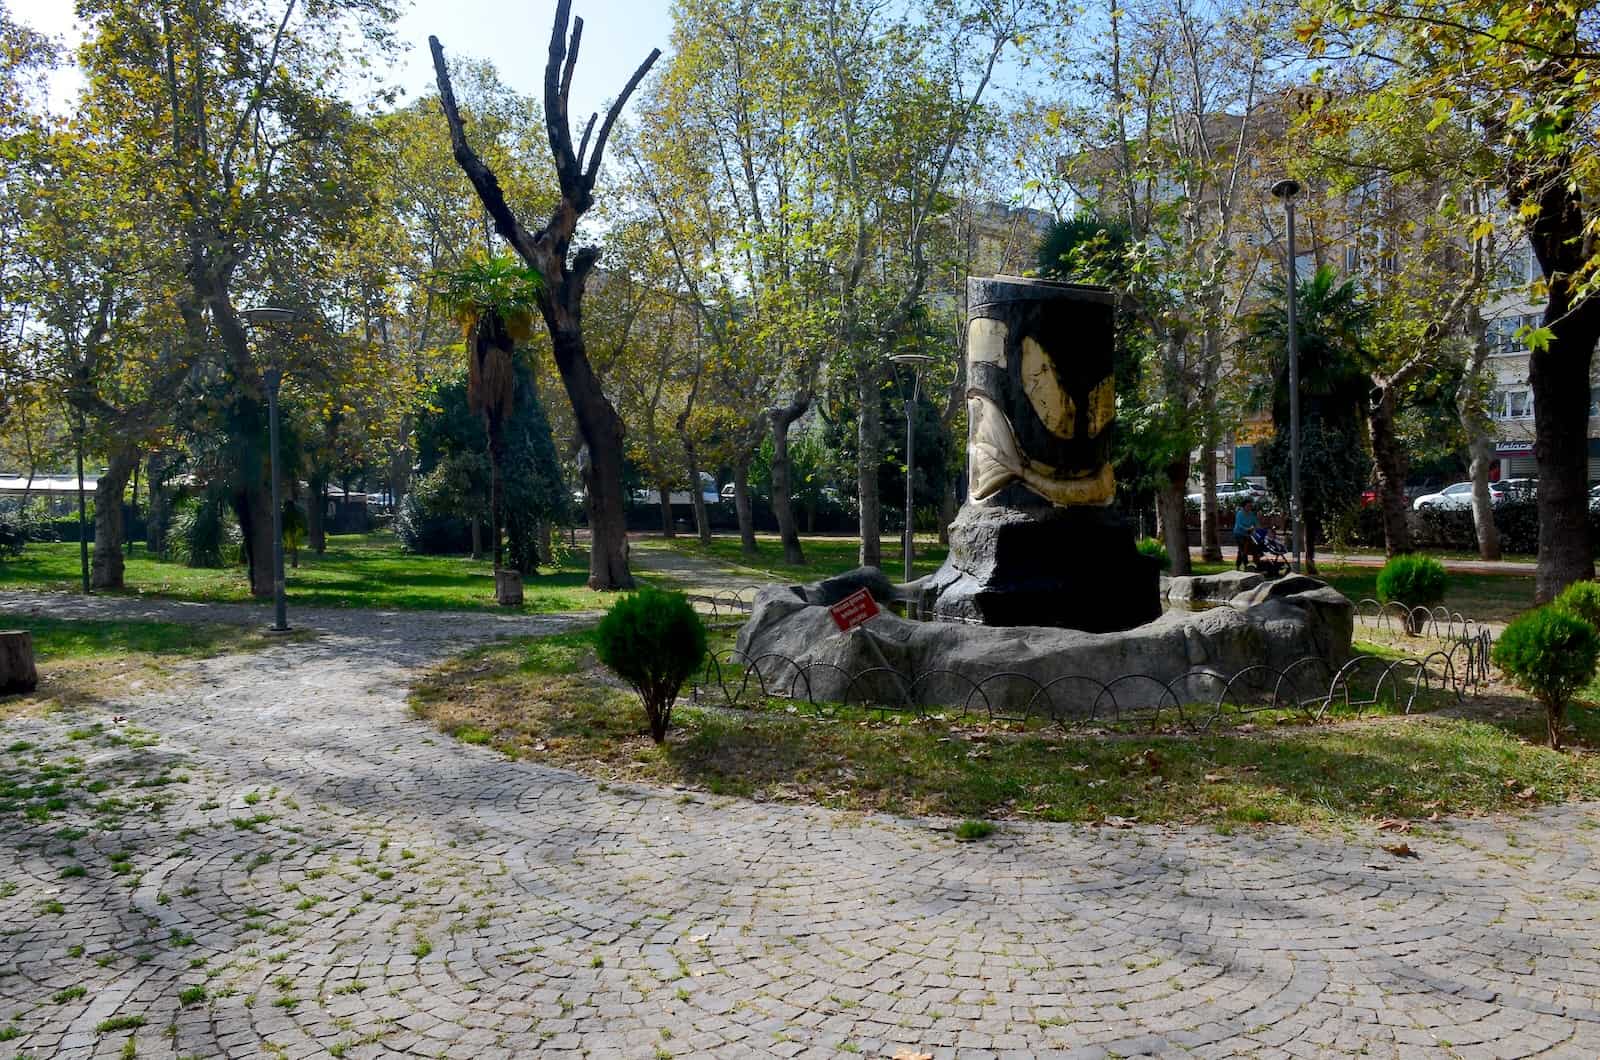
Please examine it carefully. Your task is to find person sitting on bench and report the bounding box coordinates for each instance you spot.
[1233,498,1261,570]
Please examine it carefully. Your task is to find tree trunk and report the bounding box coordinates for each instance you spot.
[470,514,483,560]
[732,459,757,555]
[233,482,276,598]
[1156,456,1192,576]
[658,486,676,537]
[1368,386,1412,556]
[307,475,327,555]
[1548,699,1566,750]
[1199,430,1223,563]
[1457,311,1501,560]
[683,449,711,545]
[91,445,141,590]
[537,521,555,566]
[770,403,807,566]
[1530,308,1600,601]
[857,362,883,568]
[0,630,37,694]
[1304,513,1320,576]
[486,413,506,570]
[145,453,171,558]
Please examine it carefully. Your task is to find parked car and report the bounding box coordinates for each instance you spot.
[1184,481,1266,506]
[1412,481,1507,511]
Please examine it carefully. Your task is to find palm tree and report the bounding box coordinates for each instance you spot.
[1247,265,1372,573]
[434,254,543,577]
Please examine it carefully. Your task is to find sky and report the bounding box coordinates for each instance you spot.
[10,0,679,121]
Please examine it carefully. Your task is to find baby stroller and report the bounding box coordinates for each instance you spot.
[1245,526,1289,577]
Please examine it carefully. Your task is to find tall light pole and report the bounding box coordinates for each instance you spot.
[242,306,299,632]
[1271,178,1303,574]
[889,353,936,584]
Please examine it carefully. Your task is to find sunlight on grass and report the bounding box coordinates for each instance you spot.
[412,630,1600,828]
[0,533,622,614]
[633,533,948,582]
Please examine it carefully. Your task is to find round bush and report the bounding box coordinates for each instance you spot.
[1135,536,1170,572]
[594,588,707,743]
[1553,580,1600,632]
[1375,553,1448,607]
[1492,606,1600,748]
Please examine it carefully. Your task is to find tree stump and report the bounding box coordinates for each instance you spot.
[0,631,38,694]
[494,569,524,607]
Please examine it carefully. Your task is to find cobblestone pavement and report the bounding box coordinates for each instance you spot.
[3,591,1600,1059]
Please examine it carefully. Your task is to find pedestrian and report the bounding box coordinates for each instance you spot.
[1233,498,1261,570]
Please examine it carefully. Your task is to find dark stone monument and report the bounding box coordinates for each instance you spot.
[926,276,1161,633]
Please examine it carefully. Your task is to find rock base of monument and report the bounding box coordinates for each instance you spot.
[735,574,1354,709]
[923,504,1161,633]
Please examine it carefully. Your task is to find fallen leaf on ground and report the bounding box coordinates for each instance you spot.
[1099,815,1139,829]
[1376,818,1410,833]
[892,1050,934,1060]
[1203,772,1225,783]
[1515,786,1536,801]
[1382,842,1419,859]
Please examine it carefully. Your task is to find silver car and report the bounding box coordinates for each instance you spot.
[1412,481,1506,511]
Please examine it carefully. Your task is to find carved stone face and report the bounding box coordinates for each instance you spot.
[964,276,1116,508]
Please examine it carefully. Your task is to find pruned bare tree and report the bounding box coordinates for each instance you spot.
[430,1,659,590]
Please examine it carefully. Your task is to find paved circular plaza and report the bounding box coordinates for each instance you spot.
[1,592,1598,1059]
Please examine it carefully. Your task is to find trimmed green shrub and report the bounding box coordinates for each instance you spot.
[594,588,707,743]
[1135,536,1170,572]
[1553,580,1600,632]
[1493,606,1600,749]
[1376,554,1447,632]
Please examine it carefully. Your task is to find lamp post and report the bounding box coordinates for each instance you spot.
[242,306,299,632]
[1271,178,1302,573]
[889,353,936,584]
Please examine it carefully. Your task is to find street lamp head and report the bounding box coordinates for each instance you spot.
[1270,178,1301,201]
[241,305,299,326]
[889,354,937,367]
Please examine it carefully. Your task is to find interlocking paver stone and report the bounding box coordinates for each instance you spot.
[1,589,1599,1058]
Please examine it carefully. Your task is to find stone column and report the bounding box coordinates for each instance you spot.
[926,276,1161,632]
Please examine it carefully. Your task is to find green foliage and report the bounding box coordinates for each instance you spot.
[1135,536,1170,571]
[407,365,566,568]
[593,588,707,743]
[1493,607,1600,747]
[430,254,543,337]
[1375,554,1448,607]
[1253,266,1374,539]
[954,819,994,841]
[169,495,240,569]
[1554,581,1600,632]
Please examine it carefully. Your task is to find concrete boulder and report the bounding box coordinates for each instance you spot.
[734,576,1353,708]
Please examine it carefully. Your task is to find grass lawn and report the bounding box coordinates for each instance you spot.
[0,533,621,614]
[640,533,1536,623]
[412,629,1600,829]
[633,533,949,584]
[0,615,293,718]
[1186,559,1534,624]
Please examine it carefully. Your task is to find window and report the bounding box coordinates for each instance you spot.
[1591,387,1600,417]
[1493,389,1533,419]
[1445,484,1471,496]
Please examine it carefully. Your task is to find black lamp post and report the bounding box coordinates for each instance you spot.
[242,306,298,632]
[1271,178,1303,573]
[889,353,936,584]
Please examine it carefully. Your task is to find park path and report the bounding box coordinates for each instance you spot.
[2,589,1600,1059]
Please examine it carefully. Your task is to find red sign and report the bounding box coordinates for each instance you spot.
[829,588,881,632]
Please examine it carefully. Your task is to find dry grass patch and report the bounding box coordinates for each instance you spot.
[412,630,1600,829]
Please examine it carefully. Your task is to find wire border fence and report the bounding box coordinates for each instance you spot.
[690,593,1496,735]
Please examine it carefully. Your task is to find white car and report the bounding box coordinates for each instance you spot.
[1412,482,1506,511]
[1185,481,1265,506]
